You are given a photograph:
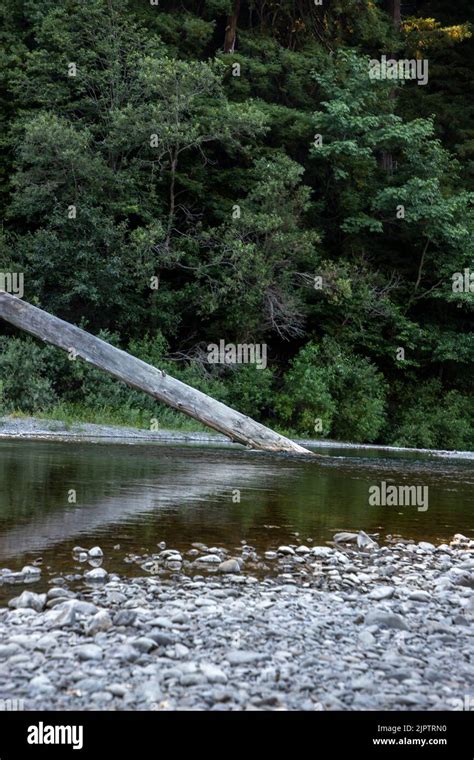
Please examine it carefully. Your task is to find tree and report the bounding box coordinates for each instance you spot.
[3,0,266,337]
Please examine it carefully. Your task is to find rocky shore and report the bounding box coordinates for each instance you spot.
[1,532,473,711]
[2,416,472,459]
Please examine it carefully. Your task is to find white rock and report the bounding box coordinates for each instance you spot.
[29,674,54,692]
[464,595,474,614]
[227,650,266,665]
[296,546,311,555]
[21,565,41,576]
[107,684,128,697]
[417,541,435,553]
[160,549,182,560]
[49,605,76,627]
[9,591,46,612]
[364,610,408,630]
[194,554,221,564]
[408,590,431,603]
[88,546,104,558]
[48,599,98,627]
[277,546,295,555]
[35,634,59,651]
[174,644,190,658]
[0,644,21,658]
[200,662,227,684]
[334,551,351,565]
[85,610,113,635]
[264,551,278,560]
[368,585,395,601]
[311,546,333,558]
[165,554,183,563]
[218,559,241,574]
[131,637,157,654]
[76,644,103,661]
[84,567,108,581]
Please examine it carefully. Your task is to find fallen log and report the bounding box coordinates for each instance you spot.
[0,293,316,456]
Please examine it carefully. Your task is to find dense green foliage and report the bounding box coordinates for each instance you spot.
[0,0,472,448]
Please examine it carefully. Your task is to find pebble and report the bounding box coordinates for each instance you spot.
[110,644,139,662]
[91,691,113,704]
[76,644,103,661]
[148,631,175,646]
[418,542,435,553]
[107,683,128,697]
[84,568,108,581]
[9,591,46,612]
[0,644,21,659]
[35,634,59,651]
[277,546,295,555]
[21,565,42,577]
[148,616,172,629]
[29,674,54,693]
[311,546,333,558]
[88,546,104,558]
[194,555,221,564]
[55,599,97,616]
[368,586,395,601]
[218,560,241,574]
[47,587,76,600]
[85,610,113,635]
[358,630,376,648]
[408,590,431,603]
[0,532,472,712]
[132,637,157,654]
[180,672,206,687]
[364,610,409,630]
[227,650,267,665]
[264,551,278,560]
[200,663,228,684]
[113,610,136,627]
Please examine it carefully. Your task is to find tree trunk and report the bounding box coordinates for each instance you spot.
[381,0,401,173]
[0,293,316,456]
[224,0,241,53]
[385,0,401,27]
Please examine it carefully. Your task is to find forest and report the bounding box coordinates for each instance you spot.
[0,0,472,449]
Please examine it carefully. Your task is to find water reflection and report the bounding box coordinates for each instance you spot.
[0,440,472,575]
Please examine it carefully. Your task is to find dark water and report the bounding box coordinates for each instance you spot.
[0,440,472,599]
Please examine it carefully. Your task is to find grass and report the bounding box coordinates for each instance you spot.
[4,402,308,439]
[23,402,213,434]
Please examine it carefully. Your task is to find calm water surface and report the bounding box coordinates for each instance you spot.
[0,440,472,600]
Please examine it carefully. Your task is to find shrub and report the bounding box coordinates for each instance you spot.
[224,364,275,418]
[389,380,473,450]
[275,338,387,442]
[0,337,57,412]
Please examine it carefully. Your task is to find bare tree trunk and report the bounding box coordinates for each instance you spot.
[0,293,316,456]
[381,151,394,174]
[385,0,401,28]
[164,150,177,253]
[381,0,401,173]
[224,0,241,53]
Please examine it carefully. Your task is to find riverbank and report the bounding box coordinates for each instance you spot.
[1,532,473,711]
[1,416,472,459]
